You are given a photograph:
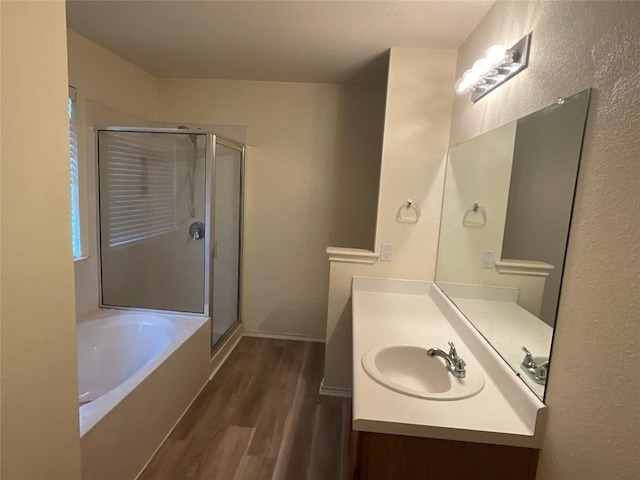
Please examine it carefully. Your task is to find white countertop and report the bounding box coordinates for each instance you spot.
[351,277,547,448]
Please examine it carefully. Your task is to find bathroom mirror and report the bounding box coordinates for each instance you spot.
[435,89,591,399]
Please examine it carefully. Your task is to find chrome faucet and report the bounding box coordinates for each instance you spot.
[427,341,467,378]
[521,346,548,385]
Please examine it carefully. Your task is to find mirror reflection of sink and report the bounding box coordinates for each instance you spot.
[362,345,485,400]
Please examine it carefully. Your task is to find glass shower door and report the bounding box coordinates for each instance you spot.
[211,141,243,346]
[98,130,208,313]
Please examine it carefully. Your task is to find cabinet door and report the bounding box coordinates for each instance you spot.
[358,432,539,480]
[348,428,363,479]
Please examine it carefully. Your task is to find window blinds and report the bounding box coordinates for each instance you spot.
[101,132,177,248]
[69,88,82,259]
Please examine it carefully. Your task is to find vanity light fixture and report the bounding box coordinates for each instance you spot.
[455,33,532,103]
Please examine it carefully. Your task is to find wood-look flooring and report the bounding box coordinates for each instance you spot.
[139,337,348,480]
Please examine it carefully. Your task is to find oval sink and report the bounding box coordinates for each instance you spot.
[362,344,485,400]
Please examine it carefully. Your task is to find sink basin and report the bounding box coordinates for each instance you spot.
[362,344,485,400]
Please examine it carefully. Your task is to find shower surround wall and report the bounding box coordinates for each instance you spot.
[68,31,385,341]
[450,2,640,479]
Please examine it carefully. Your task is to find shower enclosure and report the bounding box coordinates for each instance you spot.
[96,127,243,350]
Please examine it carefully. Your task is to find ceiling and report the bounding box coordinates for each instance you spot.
[66,0,494,85]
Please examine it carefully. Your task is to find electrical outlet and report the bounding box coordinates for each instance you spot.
[481,250,495,269]
[380,243,393,262]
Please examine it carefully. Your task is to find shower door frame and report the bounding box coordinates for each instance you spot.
[95,127,245,349]
[208,136,245,350]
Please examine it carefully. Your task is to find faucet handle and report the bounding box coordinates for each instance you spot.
[453,356,466,378]
[448,341,459,359]
[535,361,549,380]
[521,346,536,368]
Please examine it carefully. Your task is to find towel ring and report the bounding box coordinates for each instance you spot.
[463,203,487,228]
[396,199,421,224]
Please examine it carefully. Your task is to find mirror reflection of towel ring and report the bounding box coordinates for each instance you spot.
[463,203,487,228]
[396,199,421,224]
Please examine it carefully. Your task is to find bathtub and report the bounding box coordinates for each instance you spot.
[78,313,175,405]
[78,309,210,480]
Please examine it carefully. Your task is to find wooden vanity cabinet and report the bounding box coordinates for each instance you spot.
[348,428,539,480]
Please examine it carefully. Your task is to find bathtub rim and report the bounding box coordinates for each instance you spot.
[78,308,209,437]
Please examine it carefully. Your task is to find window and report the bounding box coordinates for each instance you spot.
[69,87,82,259]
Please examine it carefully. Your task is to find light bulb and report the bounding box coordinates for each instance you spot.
[454,78,471,95]
[485,45,508,67]
[462,69,481,86]
[472,58,493,77]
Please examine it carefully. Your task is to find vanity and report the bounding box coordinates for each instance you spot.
[344,90,591,479]
[348,278,545,480]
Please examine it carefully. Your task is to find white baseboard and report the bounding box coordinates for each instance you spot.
[243,329,325,343]
[319,378,352,398]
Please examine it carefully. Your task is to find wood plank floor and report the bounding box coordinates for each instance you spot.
[139,337,348,480]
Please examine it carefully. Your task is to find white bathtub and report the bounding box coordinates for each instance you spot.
[78,309,210,480]
[78,313,175,404]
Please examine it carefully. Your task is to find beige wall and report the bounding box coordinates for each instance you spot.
[373,48,457,279]
[157,79,385,339]
[67,29,158,121]
[450,2,640,479]
[323,48,457,390]
[0,3,81,479]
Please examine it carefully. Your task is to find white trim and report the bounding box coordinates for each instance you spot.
[495,259,555,277]
[209,323,243,380]
[73,255,90,264]
[319,378,352,398]
[243,330,325,343]
[326,247,379,265]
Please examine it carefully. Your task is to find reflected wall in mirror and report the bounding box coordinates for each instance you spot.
[435,89,591,399]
